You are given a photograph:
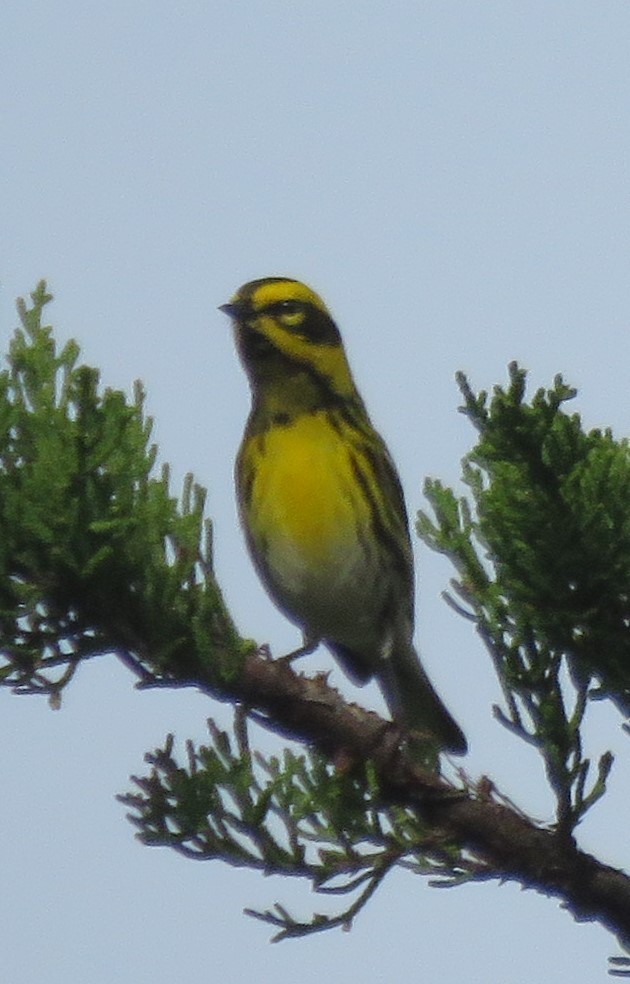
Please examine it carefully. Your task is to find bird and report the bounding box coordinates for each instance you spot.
[220,277,466,756]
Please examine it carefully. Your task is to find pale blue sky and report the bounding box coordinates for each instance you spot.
[2,2,630,982]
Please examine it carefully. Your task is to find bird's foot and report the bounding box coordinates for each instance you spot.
[278,636,319,664]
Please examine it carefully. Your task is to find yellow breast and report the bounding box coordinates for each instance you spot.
[241,411,371,567]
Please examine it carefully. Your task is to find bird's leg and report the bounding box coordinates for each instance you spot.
[278,634,319,664]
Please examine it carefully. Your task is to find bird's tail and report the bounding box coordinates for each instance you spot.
[378,644,467,755]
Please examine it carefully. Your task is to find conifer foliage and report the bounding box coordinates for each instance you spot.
[2,284,630,968]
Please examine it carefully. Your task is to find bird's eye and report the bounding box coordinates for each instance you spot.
[267,300,306,329]
[276,300,301,315]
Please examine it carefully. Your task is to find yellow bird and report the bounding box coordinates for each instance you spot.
[221,278,466,755]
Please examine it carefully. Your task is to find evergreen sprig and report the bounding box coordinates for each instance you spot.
[0,281,242,699]
[120,712,480,940]
[418,362,625,832]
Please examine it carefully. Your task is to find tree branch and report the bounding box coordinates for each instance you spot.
[174,647,630,948]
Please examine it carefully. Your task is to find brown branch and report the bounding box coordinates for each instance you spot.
[12,636,630,945]
[174,648,630,949]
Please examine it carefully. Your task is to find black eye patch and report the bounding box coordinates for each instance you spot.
[264,300,305,318]
[261,301,341,346]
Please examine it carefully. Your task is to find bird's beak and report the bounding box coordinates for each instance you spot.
[219,302,238,318]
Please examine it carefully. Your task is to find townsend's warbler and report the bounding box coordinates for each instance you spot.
[220,278,466,755]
